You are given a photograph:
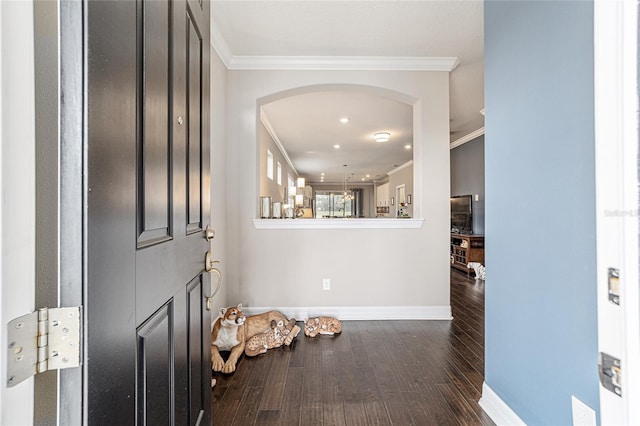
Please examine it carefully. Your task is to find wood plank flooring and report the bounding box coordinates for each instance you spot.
[212,270,494,425]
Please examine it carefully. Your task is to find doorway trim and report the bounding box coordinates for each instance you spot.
[0,1,37,424]
[594,0,640,423]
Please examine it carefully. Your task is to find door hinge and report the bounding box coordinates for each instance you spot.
[599,352,622,397]
[608,267,620,305]
[6,307,82,388]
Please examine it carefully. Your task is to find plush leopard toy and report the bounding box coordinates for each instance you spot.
[303,316,342,337]
[244,318,301,357]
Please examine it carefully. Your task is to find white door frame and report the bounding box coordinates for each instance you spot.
[0,0,37,424]
[594,0,640,424]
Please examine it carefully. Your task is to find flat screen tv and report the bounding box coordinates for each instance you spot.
[451,195,472,234]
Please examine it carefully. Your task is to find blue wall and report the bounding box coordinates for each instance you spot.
[484,1,599,424]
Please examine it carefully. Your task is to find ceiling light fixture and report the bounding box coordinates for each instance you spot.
[373,132,391,143]
[340,117,349,124]
[404,144,412,150]
[333,144,340,149]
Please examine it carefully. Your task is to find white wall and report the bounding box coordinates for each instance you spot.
[209,47,229,315]
[1,0,36,423]
[223,69,451,318]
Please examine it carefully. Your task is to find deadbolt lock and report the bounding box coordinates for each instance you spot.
[204,225,215,241]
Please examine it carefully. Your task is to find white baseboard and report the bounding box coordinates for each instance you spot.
[241,305,452,321]
[479,382,527,426]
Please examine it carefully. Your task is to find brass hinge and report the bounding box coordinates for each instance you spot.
[6,307,82,387]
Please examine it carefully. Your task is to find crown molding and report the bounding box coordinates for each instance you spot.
[227,55,459,71]
[209,38,460,72]
[387,160,413,176]
[450,127,485,150]
[259,108,298,175]
[210,23,233,68]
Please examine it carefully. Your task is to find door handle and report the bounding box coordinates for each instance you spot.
[204,225,215,241]
[204,251,221,310]
[204,251,218,272]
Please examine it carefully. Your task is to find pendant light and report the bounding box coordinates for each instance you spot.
[343,165,353,202]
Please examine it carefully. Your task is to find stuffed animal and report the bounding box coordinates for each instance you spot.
[244,318,301,357]
[304,317,342,337]
[467,262,486,280]
[211,304,294,373]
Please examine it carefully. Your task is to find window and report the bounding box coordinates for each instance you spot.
[315,191,354,218]
[266,149,273,180]
[287,174,295,206]
[277,162,282,185]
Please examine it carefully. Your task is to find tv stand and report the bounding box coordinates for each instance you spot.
[450,233,485,277]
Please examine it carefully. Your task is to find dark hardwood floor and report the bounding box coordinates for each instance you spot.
[212,270,494,425]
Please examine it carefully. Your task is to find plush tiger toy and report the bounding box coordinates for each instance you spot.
[303,316,342,337]
[244,318,301,356]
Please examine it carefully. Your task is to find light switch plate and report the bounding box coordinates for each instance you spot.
[322,278,330,290]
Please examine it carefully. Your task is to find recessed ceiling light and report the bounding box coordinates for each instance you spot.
[404,144,412,150]
[333,144,340,149]
[361,178,365,181]
[366,174,370,178]
[321,172,325,176]
[373,132,391,143]
[340,117,349,124]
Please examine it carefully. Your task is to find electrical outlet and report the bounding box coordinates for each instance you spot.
[571,395,596,426]
[322,278,331,290]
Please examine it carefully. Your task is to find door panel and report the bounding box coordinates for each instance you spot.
[187,277,205,424]
[138,0,171,246]
[84,0,211,423]
[187,12,203,234]
[137,302,173,426]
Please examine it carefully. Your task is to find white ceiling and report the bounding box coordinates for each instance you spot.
[211,0,485,183]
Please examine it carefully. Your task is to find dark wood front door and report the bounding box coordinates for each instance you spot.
[84,0,211,423]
